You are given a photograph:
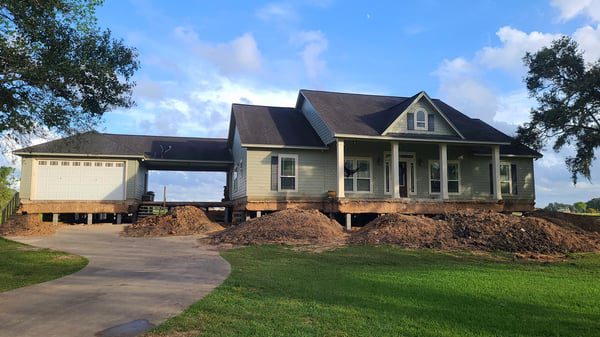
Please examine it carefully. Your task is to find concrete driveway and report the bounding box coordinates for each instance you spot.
[0,225,231,337]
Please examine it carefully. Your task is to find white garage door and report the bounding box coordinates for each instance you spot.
[34,160,126,201]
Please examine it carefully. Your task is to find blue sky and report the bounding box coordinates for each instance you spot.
[25,0,600,205]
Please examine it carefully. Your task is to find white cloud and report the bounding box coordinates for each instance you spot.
[573,24,600,61]
[290,30,328,79]
[495,90,533,126]
[256,2,297,22]
[174,27,262,75]
[551,0,600,23]
[477,26,561,73]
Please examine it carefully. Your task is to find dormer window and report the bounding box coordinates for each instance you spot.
[416,110,427,129]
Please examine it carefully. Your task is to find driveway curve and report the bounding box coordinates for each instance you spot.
[0,225,230,337]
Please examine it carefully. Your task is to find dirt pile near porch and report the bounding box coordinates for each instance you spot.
[0,214,61,236]
[445,211,599,254]
[349,213,455,248]
[351,211,599,254]
[209,209,347,245]
[123,206,223,237]
[530,210,600,233]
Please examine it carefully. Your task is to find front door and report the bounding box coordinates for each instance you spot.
[399,162,408,197]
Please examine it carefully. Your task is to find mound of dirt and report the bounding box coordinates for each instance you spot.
[351,210,599,254]
[349,213,455,248]
[0,214,60,236]
[123,206,223,237]
[530,210,600,233]
[209,209,346,245]
[445,211,599,254]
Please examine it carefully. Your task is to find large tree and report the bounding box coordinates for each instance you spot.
[0,0,139,149]
[517,37,599,183]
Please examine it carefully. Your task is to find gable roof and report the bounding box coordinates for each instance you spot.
[14,132,232,162]
[229,104,326,149]
[299,89,514,144]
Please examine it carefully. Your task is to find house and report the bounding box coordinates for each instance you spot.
[14,89,541,226]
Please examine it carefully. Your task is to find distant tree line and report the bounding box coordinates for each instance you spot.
[545,198,600,214]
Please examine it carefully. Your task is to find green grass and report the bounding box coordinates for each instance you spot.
[0,237,88,292]
[150,246,600,337]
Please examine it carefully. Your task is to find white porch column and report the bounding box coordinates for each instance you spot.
[391,141,400,198]
[336,139,345,198]
[439,143,449,200]
[492,145,502,200]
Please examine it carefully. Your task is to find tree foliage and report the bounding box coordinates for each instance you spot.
[0,166,15,205]
[0,0,139,148]
[587,198,600,211]
[517,37,600,183]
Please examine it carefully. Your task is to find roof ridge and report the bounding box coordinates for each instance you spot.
[300,88,411,100]
[232,103,295,109]
[101,132,228,141]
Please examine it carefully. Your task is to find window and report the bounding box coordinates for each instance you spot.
[344,158,372,192]
[105,162,113,167]
[416,110,427,129]
[38,160,47,166]
[278,155,297,191]
[115,162,124,168]
[72,161,81,167]
[500,163,511,194]
[233,170,238,193]
[49,161,58,166]
[94,162,103,167]
[83,162,92,167]
[429,160,460,194]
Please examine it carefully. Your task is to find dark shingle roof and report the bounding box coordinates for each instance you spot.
[15,132,232,162]
[300,89,514,144]
[231,104,326,148]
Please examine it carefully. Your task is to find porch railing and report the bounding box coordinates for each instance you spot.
[1,192,19,225]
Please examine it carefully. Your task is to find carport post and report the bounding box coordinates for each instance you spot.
[87,213,93,225]
[116,213,122,224]
[52,213,59,225]
[345,213,352,231]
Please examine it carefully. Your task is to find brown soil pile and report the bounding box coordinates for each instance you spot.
[349,213,455,248]
[530,210,600,233]
[0,214,61,236]
[352,210,599,254]
[123,206,224,237]
[209,209,346,245]
[445,211,599,254]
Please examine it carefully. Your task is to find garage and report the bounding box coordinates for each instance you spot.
[33,159,126,201]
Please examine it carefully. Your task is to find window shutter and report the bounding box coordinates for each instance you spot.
[271,156,278,191]
[407,113,414,130]
[428,113,435,131]
[511,164,518,195]
[489,163,493,195]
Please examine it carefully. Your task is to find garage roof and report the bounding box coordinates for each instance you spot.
[14,132,233,163]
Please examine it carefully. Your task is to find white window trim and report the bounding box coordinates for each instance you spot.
[428,160,461,195]
[344,157,373,193]
[415,110,428,130]
[499,162,512,195]
[383,152,417,196]
[278,154,298,192]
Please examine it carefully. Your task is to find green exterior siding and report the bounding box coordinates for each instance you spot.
[384,98,458,137]
[240,140,536,201]
[231,128,247,199]
[19,157,33,200]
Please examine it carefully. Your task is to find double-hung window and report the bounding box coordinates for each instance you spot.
[278,155,298,191]
[416,110,427,129]
[500,163,511,194]
[429,160,460,194]
[344,158,372,192]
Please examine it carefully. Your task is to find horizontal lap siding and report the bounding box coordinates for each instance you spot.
[232,128,247,199]
[246,149,334,198]
[385,99,457,136]
[19,157,33,200]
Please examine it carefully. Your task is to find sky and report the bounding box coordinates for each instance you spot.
[8,0,600,206]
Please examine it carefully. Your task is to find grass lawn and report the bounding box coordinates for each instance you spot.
[149,245,600,337]
[0,237,87,292]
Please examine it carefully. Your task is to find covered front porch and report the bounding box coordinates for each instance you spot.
[335,138,508,202]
